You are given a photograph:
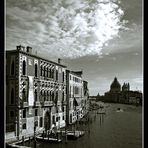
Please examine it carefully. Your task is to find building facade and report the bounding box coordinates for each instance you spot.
[83,80,89,116]
[66,70,84,125]
[104,77,121,103]
[6,46,67,142]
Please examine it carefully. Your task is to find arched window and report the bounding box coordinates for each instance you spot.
[62,72,64,82]
[41,90,43,96]
[45,67,48,77]
[22,60,26,75]
[22,89,26,102]
[50,91,52,101]
[56,70,58,80]
[44,66,46,77]
[47,67,49,78]
[35,109,38,116]
[40,90,43,101]
[35,64,38,77]
[43,91,46,101]
[11,88,14,104]
[40,117,43,127]
[52,69,54,79]
[52,92,54,101]
[55,91,58,103]
[62,106,64,112]
[11,61,14,75]
[34,89,37,101]
[22,123,26,129]
[62,92,64,101]
[47,91,50,101]
[50,68,52,78]
[40,65,43,76]
[23,109,26,118]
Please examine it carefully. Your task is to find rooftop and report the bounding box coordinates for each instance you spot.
[6,45,67,68]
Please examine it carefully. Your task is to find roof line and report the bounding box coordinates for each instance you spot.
[6,50,67,68]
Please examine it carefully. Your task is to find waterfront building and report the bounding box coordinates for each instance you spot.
[101,77,142,105]
[128,91,142,105]
[104,77,121,103]
[66,70,84,125]
[6,45,67,142]
[83,80,89,115]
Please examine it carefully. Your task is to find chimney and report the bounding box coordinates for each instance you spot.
[16,45,25,51]
[26,46,32,54]
[58,58,61,64]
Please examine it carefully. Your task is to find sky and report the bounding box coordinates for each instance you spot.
[6,0,143,95]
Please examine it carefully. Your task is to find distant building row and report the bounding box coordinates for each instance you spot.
[6,46,89,142]
[97,77,142,105]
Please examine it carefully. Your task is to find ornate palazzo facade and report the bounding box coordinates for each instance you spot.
[6,46,66,141]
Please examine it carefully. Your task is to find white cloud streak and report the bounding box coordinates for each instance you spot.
[6,0,127,59]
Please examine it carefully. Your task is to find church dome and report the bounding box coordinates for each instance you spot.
[110,77,121,92]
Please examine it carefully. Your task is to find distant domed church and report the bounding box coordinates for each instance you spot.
[103,77,142,105]
[110,77,121,93]
[104,77,122,103]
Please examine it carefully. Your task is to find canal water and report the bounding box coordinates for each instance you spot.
[21,103,142,148]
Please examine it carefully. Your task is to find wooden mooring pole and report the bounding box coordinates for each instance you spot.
[22,136,24,146]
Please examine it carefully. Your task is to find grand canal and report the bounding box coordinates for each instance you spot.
[21,103,142,148]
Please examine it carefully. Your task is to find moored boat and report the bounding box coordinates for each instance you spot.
[67,131,85,140]
[116,108,124,112]
[36,135,62,143]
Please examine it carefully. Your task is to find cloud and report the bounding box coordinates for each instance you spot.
[132,77,143,84]
[6,0,127,59]
[101,23,142,55]
[63,50,143,95]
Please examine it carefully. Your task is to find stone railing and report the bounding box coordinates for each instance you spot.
[43,101,53,106]
[34,101,41,107]
[23,102,28,107]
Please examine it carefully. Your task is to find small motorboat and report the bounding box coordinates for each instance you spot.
[67,131,85,140]
[116,108,124,112]
[36,135,62,143]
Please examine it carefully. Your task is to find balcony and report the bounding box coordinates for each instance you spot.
[34,116,38,121]
[21,75,28,80]
[34,101,41,107]
[43,101,53,106]
[23,102,28,108]
[57,101,61,106]
[62,100,67,105]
